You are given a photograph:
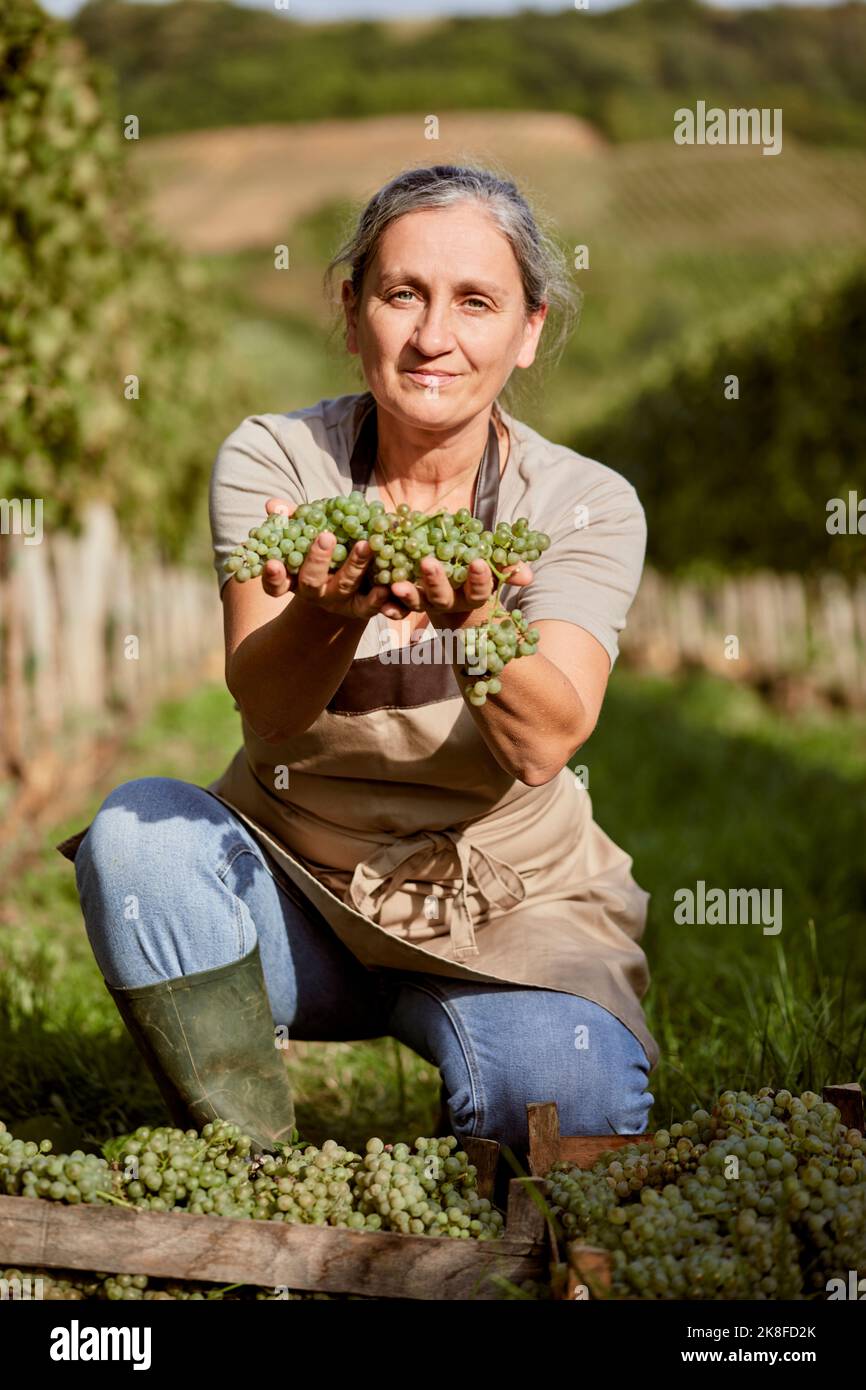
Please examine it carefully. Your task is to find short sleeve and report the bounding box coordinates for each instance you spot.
[209,416,308,590]
[511,471,648,670]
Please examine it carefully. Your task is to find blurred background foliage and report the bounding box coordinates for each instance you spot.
[70,0,866,147]
[1,0,275,559]
[577,253,866,577]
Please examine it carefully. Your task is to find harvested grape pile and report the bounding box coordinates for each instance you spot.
[0,1119,502,1236]
[546,1087,866,1300]
[0,1117,505,1301]
[224,497,550,702]
[4,1089,863,1301]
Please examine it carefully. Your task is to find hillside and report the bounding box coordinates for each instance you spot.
[132,110,604,255]
[129,114,866,443]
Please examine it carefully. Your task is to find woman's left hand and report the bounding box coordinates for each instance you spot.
[389,556,534,628]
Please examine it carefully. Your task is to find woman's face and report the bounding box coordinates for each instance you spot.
[342,203,548,432]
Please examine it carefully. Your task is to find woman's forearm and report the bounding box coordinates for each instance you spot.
[453,647,589,786]
[227,596,368,742]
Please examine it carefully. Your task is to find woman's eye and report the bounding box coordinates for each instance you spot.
[388,291,489,310]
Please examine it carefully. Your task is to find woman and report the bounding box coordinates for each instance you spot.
[59,164,657,1171]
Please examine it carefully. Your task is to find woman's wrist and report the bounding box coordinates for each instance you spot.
[431,599,495,633]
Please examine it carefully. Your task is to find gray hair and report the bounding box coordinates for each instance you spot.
[323,162,580,413]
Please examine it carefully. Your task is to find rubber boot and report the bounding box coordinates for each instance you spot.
[105,942,296,1153]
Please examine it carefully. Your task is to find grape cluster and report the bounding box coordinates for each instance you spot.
[0,1118,502,1238]
[224,497,548,704]
[544,1088,866,1300]
[0,1130,119,1206]
[350,1135,504,1238]
[0,1118,503,1300]
[458,609,539,705]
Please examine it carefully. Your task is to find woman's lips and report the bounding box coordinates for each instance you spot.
[404,370,459,388]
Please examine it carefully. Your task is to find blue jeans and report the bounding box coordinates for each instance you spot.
[74,776,653,1154]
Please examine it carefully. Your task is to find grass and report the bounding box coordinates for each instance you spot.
[1,669,864,1154]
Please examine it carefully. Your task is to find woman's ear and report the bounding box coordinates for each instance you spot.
[341,279,359,355]
[516,302,549,371]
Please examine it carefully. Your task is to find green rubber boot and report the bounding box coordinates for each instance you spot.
[105,942,296,1153]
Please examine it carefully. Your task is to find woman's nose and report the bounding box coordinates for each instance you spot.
[410,301,454,355]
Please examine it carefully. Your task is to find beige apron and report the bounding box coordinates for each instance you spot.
[57,394,659,1070]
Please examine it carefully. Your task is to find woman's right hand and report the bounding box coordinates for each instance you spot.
[259,498,407,621]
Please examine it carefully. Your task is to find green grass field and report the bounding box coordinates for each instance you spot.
[3,669,864,1157]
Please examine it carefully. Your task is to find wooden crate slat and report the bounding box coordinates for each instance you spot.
[527,1101,650,1174]
[503,1177,549,1244]
[822,1084,864,1132]
[526,1101,561,1177]
[566,1241,612,1300]
[550,1134,651,1170]
[461,1136,499,1199]
[0,1195,544,1301]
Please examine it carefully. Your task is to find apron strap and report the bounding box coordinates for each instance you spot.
[348,394,502,531]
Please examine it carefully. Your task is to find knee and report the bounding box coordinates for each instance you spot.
[76,777,213,884]
[459,1001,653,1152]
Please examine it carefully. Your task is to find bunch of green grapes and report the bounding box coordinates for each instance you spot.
[544,1087,866,1300]
[224,495,550,588]
[349,1136,504,1238]
[0,1125,120,1205]
[1,1118,503,1240]
[224,497,548,705]
[2,1266,91,1300]
[458,608,539,705]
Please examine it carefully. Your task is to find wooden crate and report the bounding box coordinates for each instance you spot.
[2,1086,860,1301]
[0,1171,550,1302]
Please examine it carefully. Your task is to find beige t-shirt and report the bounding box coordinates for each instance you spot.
[209,392,647,669]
